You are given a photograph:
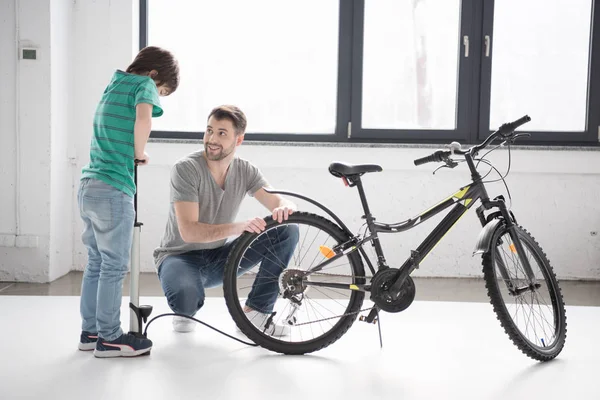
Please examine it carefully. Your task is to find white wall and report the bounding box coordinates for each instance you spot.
[49,0,74,281]
[1,0,100,282]
[0,0,53,281]
[0,0,18,239]
[1,0,599,282]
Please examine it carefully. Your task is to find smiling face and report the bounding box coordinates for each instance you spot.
[203,116,242,161]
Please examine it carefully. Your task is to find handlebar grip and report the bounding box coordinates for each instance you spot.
[414,155,435,166]
[499,115,531,136]
[414,150,447,166]
[511,115,531,130]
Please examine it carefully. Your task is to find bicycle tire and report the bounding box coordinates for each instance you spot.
[482,224,567,361]
[223,212,366,354]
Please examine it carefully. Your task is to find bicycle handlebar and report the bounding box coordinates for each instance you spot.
[413,115,531,166]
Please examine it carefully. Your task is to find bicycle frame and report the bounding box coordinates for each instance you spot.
[300,180,487,293]
[268,152,538,295]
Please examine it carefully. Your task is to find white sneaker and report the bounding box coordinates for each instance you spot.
[243,309,292,337]
[172,316,196,333]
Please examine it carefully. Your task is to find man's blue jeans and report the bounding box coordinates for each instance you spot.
[158,225,300,315]
[78,178,134,341]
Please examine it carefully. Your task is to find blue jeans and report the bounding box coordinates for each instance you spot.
[78,178,134,341]
[158,225,300,315]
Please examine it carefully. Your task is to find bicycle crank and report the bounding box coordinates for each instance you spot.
[370,268,416,313]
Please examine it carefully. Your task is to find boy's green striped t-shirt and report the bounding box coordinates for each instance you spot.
[81,70,163,197]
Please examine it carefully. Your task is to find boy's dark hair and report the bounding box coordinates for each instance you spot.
[126,46,179,94]
[207,105,247,135]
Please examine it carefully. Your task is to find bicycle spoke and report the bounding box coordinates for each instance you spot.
[308,286,350,309]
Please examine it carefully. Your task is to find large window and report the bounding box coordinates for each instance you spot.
[147,0,339,135]
[362,0,461,130]
[141,0,600,145]
[488,0,592,132]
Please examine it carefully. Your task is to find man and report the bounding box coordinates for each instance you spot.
[153,105,299,336]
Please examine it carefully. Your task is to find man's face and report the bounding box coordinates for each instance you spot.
[203,117,241,161]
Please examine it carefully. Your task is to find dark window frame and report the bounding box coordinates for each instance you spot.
[140,0,600,146]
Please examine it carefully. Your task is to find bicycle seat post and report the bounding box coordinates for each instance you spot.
[354,178,372,221]
[354,177,388,268]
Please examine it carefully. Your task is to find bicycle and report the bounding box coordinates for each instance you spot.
[223,115,567,361]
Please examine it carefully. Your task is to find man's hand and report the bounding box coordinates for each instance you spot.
[241,217,267,234]
[135,151,150,166]
[254,188,297,224]
[272,206,295,223]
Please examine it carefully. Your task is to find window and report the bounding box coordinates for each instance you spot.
[362,0,461,130]
[141,0,600,145]
[488,0,592,132]
[146,0,340,136]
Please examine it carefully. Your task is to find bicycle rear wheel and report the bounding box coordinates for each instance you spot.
[223,212,366,354]
[482,224,567,361]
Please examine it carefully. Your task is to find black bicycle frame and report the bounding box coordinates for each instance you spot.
[303,155,537,295]
[303,181,485,291]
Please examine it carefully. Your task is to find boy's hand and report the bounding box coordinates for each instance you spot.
[135,152,150,166]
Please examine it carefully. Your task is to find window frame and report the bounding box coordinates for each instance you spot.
[140,0,600,146]
[476,0,600,145]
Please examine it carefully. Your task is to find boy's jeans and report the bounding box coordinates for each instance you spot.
[158,225,300,316]
[78,178,134,341]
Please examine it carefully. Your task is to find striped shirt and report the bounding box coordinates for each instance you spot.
[81,70,163,197]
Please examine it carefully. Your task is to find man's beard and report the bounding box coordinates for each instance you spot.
[204,142,234,161]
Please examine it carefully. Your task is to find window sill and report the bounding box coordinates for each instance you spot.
[149,138,600,152]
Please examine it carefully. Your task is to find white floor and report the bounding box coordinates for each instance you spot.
[0,296,598,400]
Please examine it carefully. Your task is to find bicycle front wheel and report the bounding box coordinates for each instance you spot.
[223,212,366,354]
[482,224,567,361]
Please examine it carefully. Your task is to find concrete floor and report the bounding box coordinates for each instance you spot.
[2,271,598,399]
[1,271,599,306]
[1,296,598,400]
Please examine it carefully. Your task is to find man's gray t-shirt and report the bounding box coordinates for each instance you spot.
[153,151,268,269]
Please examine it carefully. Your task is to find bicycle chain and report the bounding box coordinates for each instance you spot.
[278,272,373,327]
[286,272,374,326]
[293,307,375,327]
[308,272,369,280]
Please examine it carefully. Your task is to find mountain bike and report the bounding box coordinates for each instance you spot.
[223,115,567,361]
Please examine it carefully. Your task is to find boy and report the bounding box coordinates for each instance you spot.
[78,46,179,358]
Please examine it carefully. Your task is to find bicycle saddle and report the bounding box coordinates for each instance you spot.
[328,162,383,178]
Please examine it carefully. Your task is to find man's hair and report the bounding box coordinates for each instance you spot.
[207,105,247,135]
[126,46,180,94]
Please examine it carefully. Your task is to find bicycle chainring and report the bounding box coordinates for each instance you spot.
[370,268,416,313]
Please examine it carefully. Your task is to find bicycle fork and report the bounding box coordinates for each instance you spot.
[477,199,539,294]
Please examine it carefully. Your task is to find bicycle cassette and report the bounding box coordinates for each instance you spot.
[279,268,308,297]
[370,268,416,313]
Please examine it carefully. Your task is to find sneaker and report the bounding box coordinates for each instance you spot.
[244,309,292,337]
[78,331,98,351]
[172,316,196,333]
[94,333,152,358]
